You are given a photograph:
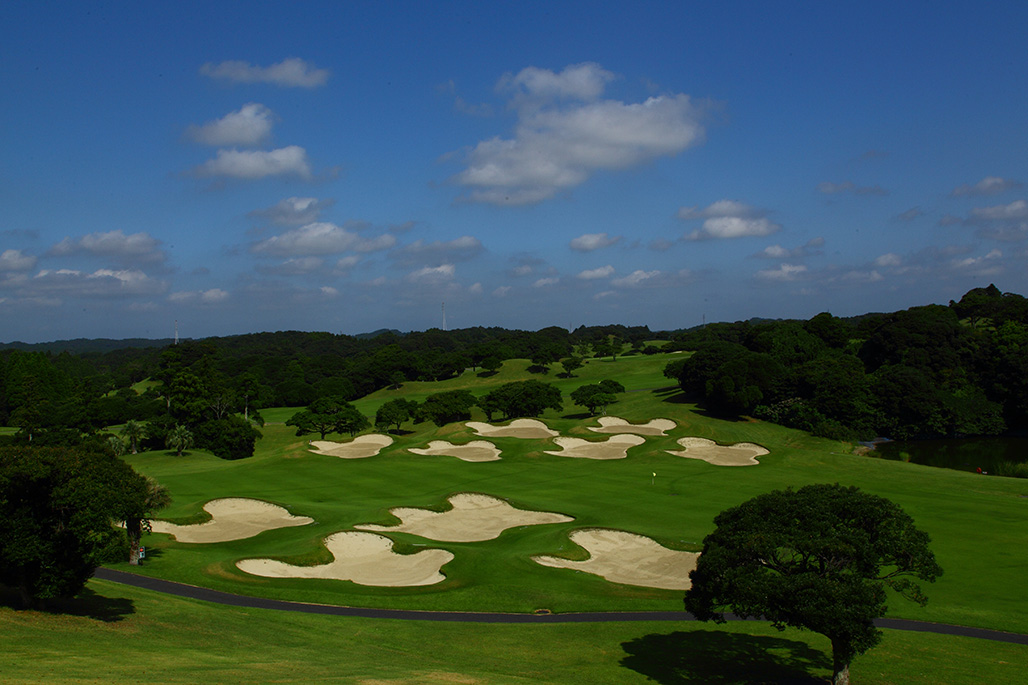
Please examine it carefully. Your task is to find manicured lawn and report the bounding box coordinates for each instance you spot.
[7,349,1026,682]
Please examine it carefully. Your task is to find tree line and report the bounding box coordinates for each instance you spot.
[662,285,1028,440]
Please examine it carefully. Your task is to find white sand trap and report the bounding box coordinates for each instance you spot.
[587,416,677,436]
[465,419,558,439]
[354,493,573,542]
[409,440,502,462]
[149,498,313,544]
[666,437,769,466]
[533,529,698,590]
[236,531,453,587]
[543,434,645,460]
[309,434,393,459]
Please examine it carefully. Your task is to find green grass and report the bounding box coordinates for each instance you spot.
[7,350,1028,682]
[1,579,1025,684]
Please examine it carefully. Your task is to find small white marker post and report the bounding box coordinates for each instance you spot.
[651,471,656,486]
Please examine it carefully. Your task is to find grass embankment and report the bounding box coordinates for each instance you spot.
[4,350,1027,682]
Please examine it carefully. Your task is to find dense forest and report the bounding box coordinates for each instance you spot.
[1,286,1025,454]
[663,285,1028,440]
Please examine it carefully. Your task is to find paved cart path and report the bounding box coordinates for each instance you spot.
[94,569,1028,644]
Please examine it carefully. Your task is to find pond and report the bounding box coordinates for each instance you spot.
[873,436,1028,475]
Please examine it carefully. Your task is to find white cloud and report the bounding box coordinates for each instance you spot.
[468,282,483,294]
[320,286,339,297]
[894,207,924,222]
[252,222,395,257]
[679,200,781,241]
[31,268,167,297]
[48,230,165,263]
[577,265,615,280]
[755,264,808,281]
[816,181,888,196]
[186,103,274,147]
[255,257,325,276]
[336,255,360,270]
[406,264,456,283]
[169,288,230,304]
[611,269,661,287]
[0,249,37,272]
[570,232,621,252]
[753,237,824,259]
[493,285,511,297]
[874,253,902,267]
[194,146,312,180]
[499,62,615,104]
[951,176,1023,197]
[199,57,330,88]
[969,200,1028,221]
[533,277,559,287]
[392,236,483,266]
[249,196,334,226]
[452,64,705,205]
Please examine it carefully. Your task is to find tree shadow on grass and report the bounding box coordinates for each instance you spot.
[0,584,135,622]
[620,630,830,684]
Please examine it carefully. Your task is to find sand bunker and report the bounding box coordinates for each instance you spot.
[543,434,646,460]
[236,531,453,587]
[666,437,769,466]
[309,434,393,459]
[149,498,313,544]
[409,440,502,462]
[354,493,573,542]
[533,529,698,590]
[587,416,677,436]
[465,419,558,439]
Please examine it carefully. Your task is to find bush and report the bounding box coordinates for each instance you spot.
[995,461,1028,479]
[194,416,262,460]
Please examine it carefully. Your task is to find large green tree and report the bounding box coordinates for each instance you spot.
[416,390,478,427]
[286,397,369,440]
[480,380,562,420]
[0,445,154,607]
[684,484,942,685]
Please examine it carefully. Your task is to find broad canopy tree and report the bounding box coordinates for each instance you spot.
[286,396,370,440]
[684,483,942,685]
[0,445,166,606]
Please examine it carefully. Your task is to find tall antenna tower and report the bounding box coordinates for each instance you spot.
[174,320,179,345]
[441,302,447,331]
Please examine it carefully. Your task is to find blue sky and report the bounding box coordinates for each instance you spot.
[2,1,1026,342]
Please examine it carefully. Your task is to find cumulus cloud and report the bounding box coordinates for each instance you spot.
[199,57,330,88]
[951,176,1022,197]
[874,253,902,267]
[570,232,621,252]
[252,222,396,257]
[452,63,706,205]
[611,269,661,287]
[755,264,808,281]
[679,200,780,240]
[816,181,888,196]
[493,285,511,297]
[533,277,559,288]
[194,146,312,180]
[186,103,274,147]
[577,265,615,280]
[48,230,165,263]
[392,236,484,267]
[249,196,334,226]
[753,237,824,259]
[168,288,230,304]
[963,200,1028,241]
[0,249,37,272]
[31,268,167,297]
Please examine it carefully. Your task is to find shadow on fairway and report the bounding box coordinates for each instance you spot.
[620,630,830,684]
[0,584,135,622]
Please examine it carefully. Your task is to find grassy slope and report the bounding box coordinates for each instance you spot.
[5,350,1026,682]
[1,580,1025,684]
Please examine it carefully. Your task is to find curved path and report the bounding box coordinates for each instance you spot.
[94,569,1028,644]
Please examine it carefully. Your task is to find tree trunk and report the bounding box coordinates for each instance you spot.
[126,518,142,565]
[831,640,850,685]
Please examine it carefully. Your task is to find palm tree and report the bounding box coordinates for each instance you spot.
[107,434,127,457]
[165,424,193,457]
[125,477,172,566]
[121,420,146,454]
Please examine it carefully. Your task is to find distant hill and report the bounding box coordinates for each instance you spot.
[0,338,179,355]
